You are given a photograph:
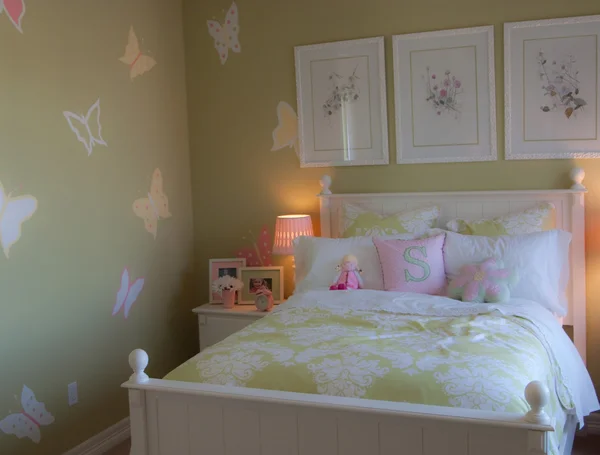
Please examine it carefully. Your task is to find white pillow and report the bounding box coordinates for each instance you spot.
[443,230,571,315]
[294,234,416,292]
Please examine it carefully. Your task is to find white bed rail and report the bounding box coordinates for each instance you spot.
[124,349,554,455]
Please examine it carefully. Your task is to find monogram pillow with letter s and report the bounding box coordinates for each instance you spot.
[373,234,446,295]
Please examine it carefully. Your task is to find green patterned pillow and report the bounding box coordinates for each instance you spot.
[446,202,556,236]
[341,203,439,238]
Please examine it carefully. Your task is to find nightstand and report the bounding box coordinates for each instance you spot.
[193,303,270,352]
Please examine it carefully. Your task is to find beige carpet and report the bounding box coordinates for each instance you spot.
[104,436,600,454]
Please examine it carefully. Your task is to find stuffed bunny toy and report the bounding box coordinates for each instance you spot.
[330,254,364,290]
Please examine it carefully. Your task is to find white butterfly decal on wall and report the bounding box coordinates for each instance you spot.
[0,385,54,443]
[112,268,145,318]
[0,179,37,259]
[271,101,299,157]
[207,2,240,64]
[119,26,157,81]
[0,0,26,33]
[63,99,107,156]
[132,168,171,239]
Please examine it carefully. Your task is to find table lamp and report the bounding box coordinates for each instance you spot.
[273,215,313,272]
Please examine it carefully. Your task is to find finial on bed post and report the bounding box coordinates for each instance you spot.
[129,349,149,383]
[570,167,585,191]
[524,381,551,425]
[319,175,332,195]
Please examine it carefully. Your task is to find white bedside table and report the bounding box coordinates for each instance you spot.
[193,303,270,352]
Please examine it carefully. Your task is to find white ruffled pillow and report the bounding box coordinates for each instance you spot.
[443,230,571,315]
[294,234,416,293]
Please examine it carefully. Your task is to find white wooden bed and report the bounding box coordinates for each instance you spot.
[123,168,587,455]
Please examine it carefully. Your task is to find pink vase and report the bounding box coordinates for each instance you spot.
[222,290,235,309]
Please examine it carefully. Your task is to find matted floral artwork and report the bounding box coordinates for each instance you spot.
[505,15,600,159]
[393,26,496,164]
[295,37,389,167]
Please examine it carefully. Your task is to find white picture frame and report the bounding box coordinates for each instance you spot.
[393,26,497,164]
[239,266,284,304]
[295,37,389,167]
[208,258,246,303]
[505,15,600,160]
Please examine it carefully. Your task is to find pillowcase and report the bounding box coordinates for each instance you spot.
[373,234,446,295]
[443,230,571,315]
[341,203,439,238]
[293,234,417,293]
[446,202,556,236]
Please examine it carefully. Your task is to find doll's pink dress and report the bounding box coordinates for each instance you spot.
[330,270,361,290]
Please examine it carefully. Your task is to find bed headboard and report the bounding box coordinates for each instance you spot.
[317,169,587,363]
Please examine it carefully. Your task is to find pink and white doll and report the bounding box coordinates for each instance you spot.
[330,254,364,290]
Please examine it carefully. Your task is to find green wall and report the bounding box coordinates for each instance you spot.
[183,0,600,396]
[0,1,195,454]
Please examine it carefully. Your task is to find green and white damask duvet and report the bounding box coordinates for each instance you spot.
[165,290,598,454]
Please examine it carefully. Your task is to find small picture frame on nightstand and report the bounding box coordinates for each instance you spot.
[239,266,284,304]
[209,258,246,303]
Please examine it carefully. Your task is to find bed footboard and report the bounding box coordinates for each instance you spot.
[123,349,554,455]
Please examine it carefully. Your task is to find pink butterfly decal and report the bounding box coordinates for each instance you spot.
[235,225,272,266]
[0,385,54,443]
[1,0,26,33]
[112,268,145,318]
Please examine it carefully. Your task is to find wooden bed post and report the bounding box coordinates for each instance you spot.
[569,167,587,364]
[318,175,332,238]
[524,381,551,454]
[128,349,149,455]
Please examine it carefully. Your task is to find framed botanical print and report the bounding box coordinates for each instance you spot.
[294,37,389,167]
[393,26,497,164]
[505,15,600,159]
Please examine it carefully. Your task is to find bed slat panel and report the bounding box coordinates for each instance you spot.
[260,407,298,455]
[379,420,423,454]
[189,402,224,455]
[139,388,552,455]
[223,407,260,455]
[156,399,190,455]
[338,419,379,455]
[468,426,528,455]
[423,424,468,455]
[298,410,337,455]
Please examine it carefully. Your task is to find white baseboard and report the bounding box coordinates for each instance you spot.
[585,413,600,435]
[63,417,130,455]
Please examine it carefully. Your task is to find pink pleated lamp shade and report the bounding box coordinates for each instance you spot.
[273,215,314,255]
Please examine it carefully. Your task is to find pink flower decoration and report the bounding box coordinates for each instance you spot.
[440,89,447,97]
[432,74,436,79]
[454,80,461,89]
[448,258,513,303]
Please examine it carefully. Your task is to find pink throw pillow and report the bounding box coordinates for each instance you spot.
[373,234,446,295]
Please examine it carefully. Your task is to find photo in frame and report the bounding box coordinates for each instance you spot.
[239,266,284,304]
[393,26,497,164]
[208,258,246,303]
[295,37,389,167]
[505,15,600,159]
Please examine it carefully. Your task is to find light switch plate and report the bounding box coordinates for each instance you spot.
[68,382,78,406]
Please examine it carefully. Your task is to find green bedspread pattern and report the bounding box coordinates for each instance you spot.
[166,293,571,454]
